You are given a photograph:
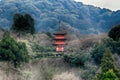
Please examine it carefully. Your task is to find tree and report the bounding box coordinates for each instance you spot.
[100,48,120,79]
[91,37,120,65]
[11,13,35,38]
[98,69,118,80]
[108,24,120,41]
[102,38,120,55]
[0,31,29,68]
[90,43,106,64]
[24,14,35,34]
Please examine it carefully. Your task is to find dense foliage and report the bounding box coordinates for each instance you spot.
[81,64,98,80]
[108,24,120,41]
[31,43,55,52]
[91,37,120,64]
[64,53,88,67]
[98,69,118,80]
[0,31,29,68]
[102,38,120,54]
[11,13,35,37]
[1,0,120,34]
[99,48,120,79]
[90,43,105,64]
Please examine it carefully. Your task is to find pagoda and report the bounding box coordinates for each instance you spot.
[53,32,66,52]
[53,19,67,52]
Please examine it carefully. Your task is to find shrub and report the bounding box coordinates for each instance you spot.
[40,63,56,80]
[21,70,32,80]
[64,53,88,67]
[81,63,98,80]
[31,43,55,52]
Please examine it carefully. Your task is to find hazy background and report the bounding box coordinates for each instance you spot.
[74,0,120,11]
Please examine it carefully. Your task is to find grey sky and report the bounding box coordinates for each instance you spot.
[74,0,120,11]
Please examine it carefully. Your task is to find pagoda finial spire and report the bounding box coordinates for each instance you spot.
[58,16,61,31]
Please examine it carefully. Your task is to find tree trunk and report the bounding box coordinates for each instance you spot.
[18,32,21,39]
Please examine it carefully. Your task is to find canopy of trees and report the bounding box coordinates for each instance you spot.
[11,13,35,37]
[98,48,120,79]
[0,31,29,68]
[108,24,120,41]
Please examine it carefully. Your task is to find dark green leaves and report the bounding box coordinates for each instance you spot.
[11,13,35,35]
[0,31,29,68]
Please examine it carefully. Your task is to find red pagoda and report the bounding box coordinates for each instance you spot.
[53,32,66,52]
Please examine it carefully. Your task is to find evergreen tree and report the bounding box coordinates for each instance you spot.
[11,13,35,38]
[0,31,29,68]
[108,24,120,41]
[24,14,35,34]
[98,69,118,80]
[100,48,120,79]
[90,43,106,64]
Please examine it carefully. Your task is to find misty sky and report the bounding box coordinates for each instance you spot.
[74,0,120,11]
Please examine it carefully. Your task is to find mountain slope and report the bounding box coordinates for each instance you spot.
[0,0,120,34]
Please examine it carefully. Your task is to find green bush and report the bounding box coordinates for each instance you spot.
[0,31,29,68]
[31,43,55,52]
[64,53,88,67]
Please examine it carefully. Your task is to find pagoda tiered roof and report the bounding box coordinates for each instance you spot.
[53,38,67,40]
[53,31,66,35]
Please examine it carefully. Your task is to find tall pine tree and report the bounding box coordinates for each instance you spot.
[99,48,120,79]
[99,69,118,80]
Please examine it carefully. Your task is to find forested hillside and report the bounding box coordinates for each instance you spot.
[0,0,120,80]
[0,0,120,34]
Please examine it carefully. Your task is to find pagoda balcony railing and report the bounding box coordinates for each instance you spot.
[55,36,65,39]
